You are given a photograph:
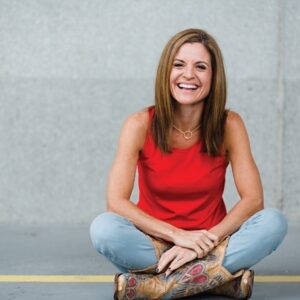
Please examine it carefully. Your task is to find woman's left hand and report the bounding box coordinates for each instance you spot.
[157,245,197,277]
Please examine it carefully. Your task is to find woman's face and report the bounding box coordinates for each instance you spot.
[169,42,212,106]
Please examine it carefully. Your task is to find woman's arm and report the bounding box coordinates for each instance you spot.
[107,111,174,239]
[209,111,264,240]
[107,110,217,257]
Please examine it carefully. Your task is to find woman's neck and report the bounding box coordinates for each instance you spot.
[173,102,204,131]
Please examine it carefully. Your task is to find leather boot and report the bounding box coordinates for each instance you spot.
[144,235,254,299]
[206,269,254,299]
[114,238,244,299]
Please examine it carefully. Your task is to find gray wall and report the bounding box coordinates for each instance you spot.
[0,0,299,224]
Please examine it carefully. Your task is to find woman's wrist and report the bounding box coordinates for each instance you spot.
[208,227,226,243]
[164,227,182,243]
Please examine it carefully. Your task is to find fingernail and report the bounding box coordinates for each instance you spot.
[156,268,160,273]
[165,268,171,278]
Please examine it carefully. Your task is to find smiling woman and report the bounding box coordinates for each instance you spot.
[89,28,287,300]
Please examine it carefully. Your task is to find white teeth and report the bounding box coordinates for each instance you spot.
[178,83,198,89]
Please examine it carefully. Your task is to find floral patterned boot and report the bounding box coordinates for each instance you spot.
[114,238,245,300]
[206,269,254,299]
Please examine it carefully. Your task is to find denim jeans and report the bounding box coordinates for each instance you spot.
[89,208,287,274]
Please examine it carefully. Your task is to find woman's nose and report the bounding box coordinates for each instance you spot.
[183,66,195,79]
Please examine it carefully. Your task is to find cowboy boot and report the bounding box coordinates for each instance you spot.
[114,238,244,300]
[136,235,254,299]
[146,236,254,299]
[206,269,254,299]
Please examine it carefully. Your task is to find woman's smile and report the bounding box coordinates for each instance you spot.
[177,83,199,90]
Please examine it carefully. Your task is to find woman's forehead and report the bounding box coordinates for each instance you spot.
[175,43,211,63]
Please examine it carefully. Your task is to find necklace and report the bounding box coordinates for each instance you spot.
[172,123,201,140]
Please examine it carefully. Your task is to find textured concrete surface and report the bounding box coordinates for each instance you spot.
[0,224,299,299]
[282,0,300,219]
[0,0,300,224]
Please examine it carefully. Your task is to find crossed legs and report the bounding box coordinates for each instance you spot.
[90,208,287,274]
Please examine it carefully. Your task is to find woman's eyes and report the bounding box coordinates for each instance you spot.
[173,63,183,67]
[172,63,207,70]
[196,65,207,70]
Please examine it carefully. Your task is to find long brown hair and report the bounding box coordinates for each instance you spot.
[152,28,228,156]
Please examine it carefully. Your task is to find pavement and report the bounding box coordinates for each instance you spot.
[0,223,299,300]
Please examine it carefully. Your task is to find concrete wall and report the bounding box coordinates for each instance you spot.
[0,0,299,223]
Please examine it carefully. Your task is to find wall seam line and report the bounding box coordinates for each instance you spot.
[277,0,284,211]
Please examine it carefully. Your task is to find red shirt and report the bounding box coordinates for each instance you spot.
[137,106,228,230]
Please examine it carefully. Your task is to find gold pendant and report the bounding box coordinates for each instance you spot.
[183,131,193,140]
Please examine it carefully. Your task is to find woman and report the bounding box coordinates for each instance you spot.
[90,28,287,299]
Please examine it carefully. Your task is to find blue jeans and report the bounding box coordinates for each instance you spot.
[89,208,287,274]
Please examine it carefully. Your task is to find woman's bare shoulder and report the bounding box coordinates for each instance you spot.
[224,110,249,152]
[120,107,150,151]
[225,110,244,127]
[125,108,149,128]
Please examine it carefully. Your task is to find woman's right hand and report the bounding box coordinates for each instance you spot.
[170,228,219,258]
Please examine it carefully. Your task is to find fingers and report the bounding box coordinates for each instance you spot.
[157,248,177,273]
[157,246,197,276]
[197,239,210,253]
[164,248,197,277]
[202,230,219,243]
[165,257,185,277]
[186,234,217,258]
[194,230,219,245]
[172,229,219,259]
[203,230,219,246]
[157,246,197,274]
[191,243,205,258]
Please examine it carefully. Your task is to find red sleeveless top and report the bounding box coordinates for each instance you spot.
[137,106,228,230]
